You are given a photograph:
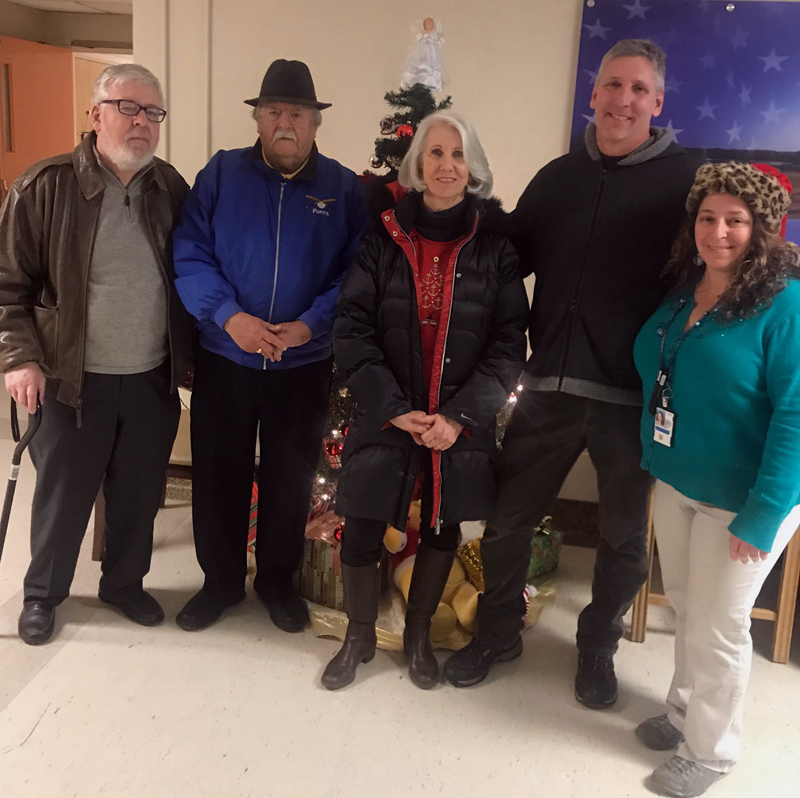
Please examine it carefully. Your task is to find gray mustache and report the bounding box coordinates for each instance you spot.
[273,130,297,142]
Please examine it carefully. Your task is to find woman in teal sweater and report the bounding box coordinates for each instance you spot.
[633,162,800,798]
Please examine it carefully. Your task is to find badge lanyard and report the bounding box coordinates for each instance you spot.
[647,297,715,447]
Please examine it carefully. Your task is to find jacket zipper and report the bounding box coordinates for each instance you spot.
[557,166,609,389]
[431,231,475,533]
[265,182,286,369]
[142,186,174,391]
[75,198,103,427]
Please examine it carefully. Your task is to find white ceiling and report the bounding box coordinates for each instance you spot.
[7,0,132,13]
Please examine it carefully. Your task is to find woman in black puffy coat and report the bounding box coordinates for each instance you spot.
[321,111,528,691]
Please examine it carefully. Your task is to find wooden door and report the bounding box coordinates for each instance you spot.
[0,36,74,189]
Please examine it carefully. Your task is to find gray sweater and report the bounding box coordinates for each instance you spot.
[84,160,169,374]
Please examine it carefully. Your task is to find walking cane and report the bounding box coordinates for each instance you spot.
[0,399,42,564]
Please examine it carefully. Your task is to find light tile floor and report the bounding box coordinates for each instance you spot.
[0,437,798,798]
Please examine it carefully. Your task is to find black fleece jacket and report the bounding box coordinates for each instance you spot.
[512,126,703,405]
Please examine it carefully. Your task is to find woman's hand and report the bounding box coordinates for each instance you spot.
[420,414,464,451]
[728,533,768,564]
[390,411,435,445]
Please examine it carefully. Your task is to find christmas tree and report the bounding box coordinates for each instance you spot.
[368,84,452,175]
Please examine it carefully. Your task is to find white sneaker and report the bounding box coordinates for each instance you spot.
[650,756,726,797]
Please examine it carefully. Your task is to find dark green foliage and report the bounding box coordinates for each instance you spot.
[370,83,452,176]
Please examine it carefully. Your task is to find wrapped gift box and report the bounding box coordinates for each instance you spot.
[298,511,346,610]
[458,516,563,591]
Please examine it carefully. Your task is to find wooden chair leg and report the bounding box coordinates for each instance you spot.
[92,489,105,562]
[629,491,656,643]
[771,527,800,664]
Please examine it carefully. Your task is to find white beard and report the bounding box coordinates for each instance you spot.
[103,138,156,174]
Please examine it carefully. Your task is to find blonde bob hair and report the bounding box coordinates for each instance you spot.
[397,110,493,199]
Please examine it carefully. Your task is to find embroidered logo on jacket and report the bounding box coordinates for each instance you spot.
[307,196,336,216]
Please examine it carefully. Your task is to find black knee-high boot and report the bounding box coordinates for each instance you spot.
[321,562,381,690]
[404,543,455,690]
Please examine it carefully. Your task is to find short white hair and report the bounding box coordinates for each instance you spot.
[91,63,164,107]
[252,102,323,128]
[398,110,493,199]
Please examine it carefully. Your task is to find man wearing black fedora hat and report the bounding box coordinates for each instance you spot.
[173,59,366,633]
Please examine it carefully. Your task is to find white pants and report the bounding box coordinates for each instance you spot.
[653,480,800,772]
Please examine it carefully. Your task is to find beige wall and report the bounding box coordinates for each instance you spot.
[43,11,132,50]
[0,0,45,42]
[0,2,131,50]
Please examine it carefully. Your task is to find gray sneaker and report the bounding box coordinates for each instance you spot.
[636,714,685,750]
[650,756,726,797]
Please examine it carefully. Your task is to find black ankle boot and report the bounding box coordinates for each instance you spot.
[404,543,455,690]
[321,563,381,690]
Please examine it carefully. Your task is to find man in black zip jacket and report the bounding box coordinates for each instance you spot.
[445,40,702,706]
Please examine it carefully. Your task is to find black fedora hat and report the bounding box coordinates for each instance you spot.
[244,59,331,110]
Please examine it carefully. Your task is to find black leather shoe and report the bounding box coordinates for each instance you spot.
[442,636,523,687]
[176,589,243,632]
[262,592,309,633]
[99,589,164,626]
[18,602,56,646]
[575,653,618,708]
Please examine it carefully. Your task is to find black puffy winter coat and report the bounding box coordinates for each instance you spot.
[333,185,528,531]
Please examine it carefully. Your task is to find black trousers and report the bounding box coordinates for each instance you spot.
[24,365,180,605]
[340,450,460,567]
[477,390,652,656]
[190,347,331,602]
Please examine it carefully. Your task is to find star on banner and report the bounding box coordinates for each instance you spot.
[699,52,717,70]
[730,27,750,50]
[584,19,612,40]
[623,0,649,20]
[760,49,789,72]
[695,99,719,120]
[745,137,759,152]
[665,77,682,95]
[760,101,786,125]
[584,69,599,84]
[582,113,597,125]
[662,27,680,45]
[664,120,684,143]
[739,84,752,106]
[725,122,743,144]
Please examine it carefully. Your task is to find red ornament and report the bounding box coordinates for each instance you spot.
[325,438,344,468]
[334,522,344,542]
[397,124,414,138]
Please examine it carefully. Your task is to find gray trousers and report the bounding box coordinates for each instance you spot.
[24,365,180,605]
[477,389,653,656]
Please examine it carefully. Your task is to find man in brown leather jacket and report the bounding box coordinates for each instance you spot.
[0,64,192,645]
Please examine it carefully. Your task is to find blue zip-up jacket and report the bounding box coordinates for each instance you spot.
[173,141,367,369]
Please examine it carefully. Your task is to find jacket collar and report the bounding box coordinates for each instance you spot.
[583,122,676,166]
[391,189,481,236]
[72,131,168,200]
[249,139,319,182]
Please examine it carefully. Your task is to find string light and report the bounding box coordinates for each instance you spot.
[317,477,326,484]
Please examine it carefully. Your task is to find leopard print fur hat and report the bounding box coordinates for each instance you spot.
[686,161,792,235]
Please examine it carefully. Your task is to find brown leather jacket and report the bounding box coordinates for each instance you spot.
[0,133,193,409]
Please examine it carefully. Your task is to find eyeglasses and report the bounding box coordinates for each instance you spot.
[100,99,167,123]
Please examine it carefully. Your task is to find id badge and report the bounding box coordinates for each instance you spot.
[654,409,675,447]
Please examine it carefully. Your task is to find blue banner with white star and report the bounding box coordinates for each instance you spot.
[574,0,800,242]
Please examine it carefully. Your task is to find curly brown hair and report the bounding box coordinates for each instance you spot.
[664,192,800,321]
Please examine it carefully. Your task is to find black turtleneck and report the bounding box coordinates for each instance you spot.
[414,195,470,242]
